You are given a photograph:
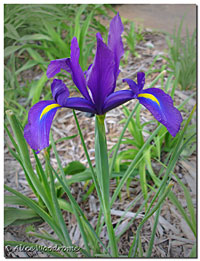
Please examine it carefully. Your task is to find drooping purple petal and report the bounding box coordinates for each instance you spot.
[123,78,139,96]
[108,12,124,91]
[87,33,115,114]
[46,58,70,78]
[138,88,183,136]
[64,97,96,114]
[24,101,61,153]
[137,72,145,90]
[103,90,134,114]
[65,37,91,101]
[51,79,69,106]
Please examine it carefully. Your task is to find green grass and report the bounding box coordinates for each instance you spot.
[164,18,196,90]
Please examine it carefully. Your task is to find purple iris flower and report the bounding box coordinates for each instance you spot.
[24,13,182,153]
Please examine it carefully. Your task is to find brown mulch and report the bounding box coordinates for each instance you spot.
[4,26,196,258]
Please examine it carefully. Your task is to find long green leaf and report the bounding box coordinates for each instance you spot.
[146,205,162,257]
[46,156,75,253]
[95,115,118,257]
[4,207,40,227]
[4,45,22,57]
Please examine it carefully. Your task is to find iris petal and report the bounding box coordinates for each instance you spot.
[123,78,139,96]
[64,97,96,114]
[138,88,183,136]
[46,58,70,78]
[24,101,61,153]
[103,90,134,114]
[87,33,115,114]
[108,12,124,92]
[137,72,145,90]
[65,37,91,101]
[51,79,69,106]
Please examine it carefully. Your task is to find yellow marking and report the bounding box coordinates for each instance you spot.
[138,93,160,106]
[40,104,61,120]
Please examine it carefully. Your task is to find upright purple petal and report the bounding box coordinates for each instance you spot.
[137,72,145,90]
[51,79,69,106]
[66,37,91,101]
[87,33,115,114]
[64,97,96,114]
[24,101,61,153]
[123,78,139,96]
[46,58,70,78]
[138,88,183,136]
[108,13,124,91]
[103,90,134,114]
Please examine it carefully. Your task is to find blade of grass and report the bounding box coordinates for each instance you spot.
[146,205,162,257]
[139,160,148,210]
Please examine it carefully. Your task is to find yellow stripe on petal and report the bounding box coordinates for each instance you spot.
[40,104,61,120]
[138,93,160,106]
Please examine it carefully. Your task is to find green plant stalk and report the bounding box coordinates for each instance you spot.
[95,115,118,257]
[73,110,103,205]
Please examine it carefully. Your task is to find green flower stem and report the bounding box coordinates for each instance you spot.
[73,110,103,205]
[95,115,118,257]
